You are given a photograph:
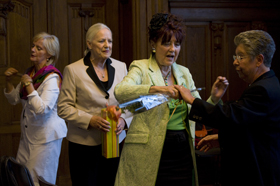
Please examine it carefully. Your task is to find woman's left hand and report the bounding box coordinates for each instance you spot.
[210,76,229,104]
[21,74,33,86]
[116,117,126,135]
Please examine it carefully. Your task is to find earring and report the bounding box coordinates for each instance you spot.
[152,48,156,53]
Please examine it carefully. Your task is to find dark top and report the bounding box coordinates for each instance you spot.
[189,70,280,186]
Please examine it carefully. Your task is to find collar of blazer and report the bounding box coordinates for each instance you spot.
[251,69,275,85]
[148,55,185,86]
[84,52,115,99]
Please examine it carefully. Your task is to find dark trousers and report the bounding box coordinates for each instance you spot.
[155,130,193,186]
[68,141,122,186]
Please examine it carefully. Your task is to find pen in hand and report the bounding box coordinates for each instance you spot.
[15,73,24,77]
[190,87,205,92]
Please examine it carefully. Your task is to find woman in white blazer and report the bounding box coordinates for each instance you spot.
[4,32,67,185]
[57,23,132,186]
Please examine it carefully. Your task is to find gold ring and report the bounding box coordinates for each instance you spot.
[99,126,102,129]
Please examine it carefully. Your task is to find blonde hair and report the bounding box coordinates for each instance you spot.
[84,23,112,56]
[33,32,60,66]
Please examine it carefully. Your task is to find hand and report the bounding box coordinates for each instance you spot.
[165,85,180,99]
[174,85,195,104]
[115,117,126,135]
[211,76,229,104]
[149,85,180,99]
[4,68,18,80]
[21,74,33,86]
[89,115,110,132]
[196,134,220,152]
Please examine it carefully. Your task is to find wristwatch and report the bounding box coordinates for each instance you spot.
[24,81,32,87]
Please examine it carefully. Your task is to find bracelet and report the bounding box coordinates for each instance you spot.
[24,81,33,87]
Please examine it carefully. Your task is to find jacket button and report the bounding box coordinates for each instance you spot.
[25,125,27,128]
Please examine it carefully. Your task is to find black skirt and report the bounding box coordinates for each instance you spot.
[155,130,193,186]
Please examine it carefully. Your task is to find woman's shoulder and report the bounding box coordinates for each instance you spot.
[66,58,85,68]
[109,58,128,71]
[173,62,191,74]
[109,57,125,64]
[130,58,150,68]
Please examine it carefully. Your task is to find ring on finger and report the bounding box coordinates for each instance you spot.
[99,125,102,129]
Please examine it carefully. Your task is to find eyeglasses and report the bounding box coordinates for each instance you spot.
[233,55,248,62]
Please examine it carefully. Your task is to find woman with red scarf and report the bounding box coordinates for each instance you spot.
[4,32,67,186]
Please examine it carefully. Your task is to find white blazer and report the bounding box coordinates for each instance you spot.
[4,73,67,144]
[57,55,132,146]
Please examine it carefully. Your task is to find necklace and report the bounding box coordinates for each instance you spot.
[96,68,105,78]
[90,58,105,78]
[161,69,171,86]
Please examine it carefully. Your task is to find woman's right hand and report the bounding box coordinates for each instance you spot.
[4,68,18,80]
[196,134,220,152]
[89,115,111,132]
[149,85,180,99]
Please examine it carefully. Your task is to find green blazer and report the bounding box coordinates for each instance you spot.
[114,55,200,186]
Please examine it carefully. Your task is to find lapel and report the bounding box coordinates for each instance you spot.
[148,55,165,86]
[252,70,274,85]
[172,62,187,87]
[84,52,115,99]
[148,55,187,87]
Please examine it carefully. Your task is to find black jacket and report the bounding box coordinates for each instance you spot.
[190,70,280,186]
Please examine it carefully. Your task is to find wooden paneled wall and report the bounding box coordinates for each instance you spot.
[169,0,280,102]
[1,0,280,185]
[0,0,120,185]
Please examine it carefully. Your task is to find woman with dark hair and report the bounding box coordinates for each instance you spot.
[4,32,67,185]
[114,13,225,186]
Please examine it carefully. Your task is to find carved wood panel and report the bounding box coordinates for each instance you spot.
[68,3,105,64]
[0,0,33,158]
[170,0,280,103]
[177,23,211,100]
[130,0,168,60]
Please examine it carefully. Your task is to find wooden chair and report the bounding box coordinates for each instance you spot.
[0,156,35,186]
[38,176,57,186]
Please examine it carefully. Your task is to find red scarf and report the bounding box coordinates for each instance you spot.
[19,65,63,100]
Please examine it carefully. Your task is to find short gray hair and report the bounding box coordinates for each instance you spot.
[84,23,112,56]
[234,30,276,67]
[33,32,60,66]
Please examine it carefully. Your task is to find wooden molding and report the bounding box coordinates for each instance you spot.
[0,1,14,36]
[251,21,267,31]
[211,22,224,54]
[0,124,21,134]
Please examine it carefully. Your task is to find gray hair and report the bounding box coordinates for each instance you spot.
[234,30,276,67]
[33,32,60,66]
[84,23,112,56]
